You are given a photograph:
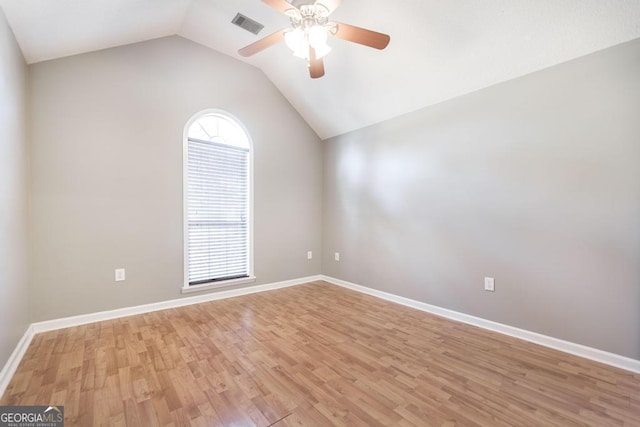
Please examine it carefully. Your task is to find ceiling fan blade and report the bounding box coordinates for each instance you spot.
[238,30,286,57]
[331,22,390,50]
[262,0,297,14]
[315,0,342,14]
[308,47,325,79]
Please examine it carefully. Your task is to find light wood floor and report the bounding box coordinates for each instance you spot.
[2,281,639,426]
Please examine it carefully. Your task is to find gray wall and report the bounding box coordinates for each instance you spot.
[0,8,29,368]
[8,25,640,362]
[323,39,640,359]
[29,36,323,321]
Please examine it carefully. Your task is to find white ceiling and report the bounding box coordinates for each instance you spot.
[2,0,640,139]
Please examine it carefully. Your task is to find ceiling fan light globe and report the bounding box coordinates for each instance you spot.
[284,28,304,51]
[308,25,328,48]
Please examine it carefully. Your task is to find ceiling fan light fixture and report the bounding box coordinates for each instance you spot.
[283,4,333,62]
[286,24,331,60]
[308,25,331,59]
[308,25,328,48]
[284,28,303,51]
[285,29,310,59]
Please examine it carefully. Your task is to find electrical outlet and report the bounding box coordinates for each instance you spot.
[334,252,340,261]
[307,251,313,260]
[484,277,495,292]
[115,268,126,282]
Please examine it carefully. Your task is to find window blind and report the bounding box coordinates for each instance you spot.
[187,137,249,285]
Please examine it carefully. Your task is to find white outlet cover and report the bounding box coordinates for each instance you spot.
[484,277,495,292]
[307,251,313,260]
[115,268,125,282]
[334,252,340,261]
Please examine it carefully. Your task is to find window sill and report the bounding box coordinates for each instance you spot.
[181,275,257,294]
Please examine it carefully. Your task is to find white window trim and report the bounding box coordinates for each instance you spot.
[181,109,255,294]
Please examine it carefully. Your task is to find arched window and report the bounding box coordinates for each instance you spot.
[183,111,254,292]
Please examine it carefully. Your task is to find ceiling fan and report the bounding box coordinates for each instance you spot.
[238,0,390,79]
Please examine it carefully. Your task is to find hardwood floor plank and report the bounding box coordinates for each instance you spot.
[1,281,639,426]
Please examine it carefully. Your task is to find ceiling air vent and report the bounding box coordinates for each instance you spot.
[232,13,264,35]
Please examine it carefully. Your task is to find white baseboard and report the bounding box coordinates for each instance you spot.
[0,324,35,399]
[1,275,320,398]
[320,275,640,374]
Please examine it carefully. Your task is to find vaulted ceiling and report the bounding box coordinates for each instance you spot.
[2,0,640,139]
